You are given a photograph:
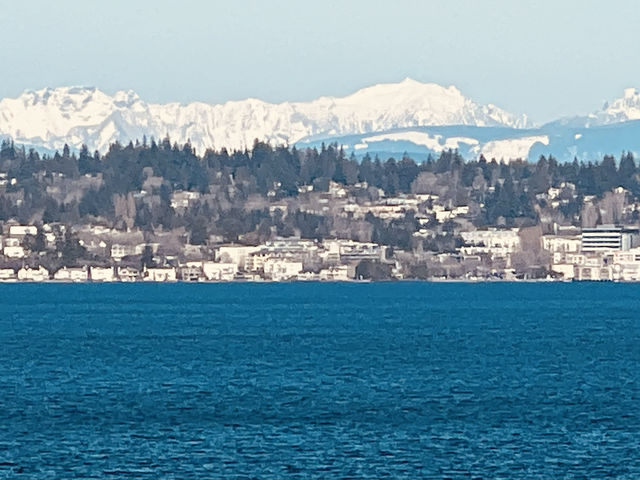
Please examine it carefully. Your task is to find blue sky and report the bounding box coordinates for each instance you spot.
[1,0,639,123]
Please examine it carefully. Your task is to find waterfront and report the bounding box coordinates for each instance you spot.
[1,282,640,478]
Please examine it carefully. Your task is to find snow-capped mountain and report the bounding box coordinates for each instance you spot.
[591,87,640,125]
[2,81,640,162]
[0,79,530,154]
[299,87,640,163]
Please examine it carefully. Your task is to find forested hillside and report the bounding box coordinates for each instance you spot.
[0,138,638,245]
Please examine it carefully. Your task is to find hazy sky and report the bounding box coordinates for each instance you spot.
[1,0,639,124]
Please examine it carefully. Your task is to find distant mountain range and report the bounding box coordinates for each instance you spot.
[1,79,640,162]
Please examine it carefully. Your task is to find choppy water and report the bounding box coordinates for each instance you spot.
[1,282,640,478]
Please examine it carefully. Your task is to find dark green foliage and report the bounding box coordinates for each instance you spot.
[141,245,155,269]
[0,135,637,249]
[355,260,392,281]
[60,229,86,266]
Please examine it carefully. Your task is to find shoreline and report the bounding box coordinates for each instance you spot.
[0,278,628,284]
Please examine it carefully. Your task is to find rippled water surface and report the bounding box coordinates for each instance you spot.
[1,282,640,478]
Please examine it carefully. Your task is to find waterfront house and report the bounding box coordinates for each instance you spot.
[143,267,177,282]
[319,265,353,281]
[90,266,116,282]
[179,262,203,281]
[263,258,303,281]
[53,267,89,282]
[215,245,259,270]
[0,268,16,281]
[17,266,49,282]
[202,261,237,281]
[117,266,140,282]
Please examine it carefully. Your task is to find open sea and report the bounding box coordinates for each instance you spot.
[1,282,640,478]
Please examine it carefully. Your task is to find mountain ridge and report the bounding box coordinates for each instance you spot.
[1,80,640,162]
[0,79,530,154]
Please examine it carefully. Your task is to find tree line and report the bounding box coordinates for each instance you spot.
[1,137,639,246]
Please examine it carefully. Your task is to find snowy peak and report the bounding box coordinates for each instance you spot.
[0,80,530,153]
[592,87,640,124]
[334,79,530,129]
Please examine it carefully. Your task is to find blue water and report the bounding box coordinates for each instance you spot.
[1,282,640,478]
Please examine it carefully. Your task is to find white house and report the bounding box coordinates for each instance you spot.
[263,258,302,281]
[53,267,89,282]
[0,268,16,281]
[143,267,177,282]
[550,263,576,280]
[460,228,521,258]
[17,266,49,282]
[542,235,581,254]
[215,245,259,270]
[90,266,116,282]
[202,262,237,281]
[319,265,352,281]
[8,225,37,238]
[117,266,140,282]
[3,237,25,258]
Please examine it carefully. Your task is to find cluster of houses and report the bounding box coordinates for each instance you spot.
[3,176,640,281]
[0,228,384,282]
[1,222,639,281]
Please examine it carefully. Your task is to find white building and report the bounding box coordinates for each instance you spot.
[215,245,259,270]
[433,205,470,222]
[90,266,116,282]
[319,265,352,281]
[170,190,201,209]
[17,266,49,282]
[337,240,384,262]
[3,246,25,258]
[3,237,25,258]
[550,263,576,280]
[143,267,177,282]
[460,228,520,258]
[542,235,581,254]
[263,258,303,281]
[111,244,137,261]
[117,266,140,282]
[202,262,237,281]
[53,267,89,282]
[0,268,16,281]
[612,248,640,281]
[8,225,37,238]
[180,262,203,281]
[581,226,623,252]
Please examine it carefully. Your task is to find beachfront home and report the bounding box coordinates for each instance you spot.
[263,258,303,281]
[143,267,177,282]
[53,267,89,282]
[215,245,259,270]
[117,266,140,282]
[0,268,16,281]
[90,266,116,282]
[319,265,353,281]
[202,261,237,281]
[179,262,203,281]
[17,266,49,282]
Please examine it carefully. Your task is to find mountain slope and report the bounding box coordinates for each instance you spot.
[2,82,640,162]
[298,119,640,164]
[0,79,529,153]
